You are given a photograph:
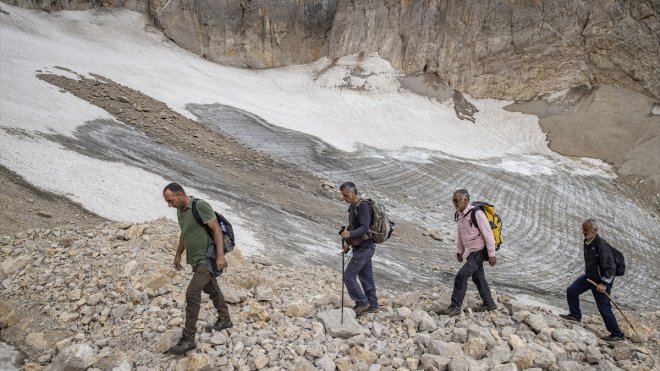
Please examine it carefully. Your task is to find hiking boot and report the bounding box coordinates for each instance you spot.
[353,304,370,316]
[365,307,379,314]
[473,304,497,313]
[440,306,461,317]
[601,335,625,342]
[205,318,233,332]
[559,314,581,323]
[166,333,196,355]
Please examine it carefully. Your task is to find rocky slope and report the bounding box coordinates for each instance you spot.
[3,0,658,102]
[1,219,658,370]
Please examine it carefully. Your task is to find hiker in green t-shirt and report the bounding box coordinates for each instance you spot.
[162,183,233,355]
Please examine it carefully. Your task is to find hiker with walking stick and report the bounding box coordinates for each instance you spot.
[339,182,379,316]
[559,218,625,342]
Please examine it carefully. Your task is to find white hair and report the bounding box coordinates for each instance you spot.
[583,218,599,231]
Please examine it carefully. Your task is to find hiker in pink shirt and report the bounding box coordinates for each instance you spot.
[440,189,497,317]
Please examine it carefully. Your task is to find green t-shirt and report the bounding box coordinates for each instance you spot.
[177,197,217,265]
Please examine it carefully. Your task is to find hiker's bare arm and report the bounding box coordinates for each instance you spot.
[207,219,227,271]
[174,234,185,271]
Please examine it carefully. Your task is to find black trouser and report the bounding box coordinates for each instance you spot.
[184,264,230,335]
[450,250,496,308]
[567,274,623,337]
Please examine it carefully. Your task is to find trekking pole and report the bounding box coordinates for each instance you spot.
[339,226,346,325]
[341,248,345,325]
[587,278,652,356]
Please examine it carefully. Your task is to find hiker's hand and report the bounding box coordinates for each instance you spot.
[174,255,183,271]
[216,256,227,271]
[340,229,351,239]
[343,244,350,254]
[456,253,463,262]
[488,256,496,266]
[596,283,607,294]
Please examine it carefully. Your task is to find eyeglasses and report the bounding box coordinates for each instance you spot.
[452,199,462,203]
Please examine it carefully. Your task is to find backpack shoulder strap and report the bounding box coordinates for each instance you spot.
[468,207,480,229]
[191,199,203,226]
[191,199,212,235]
[354,199,371,217]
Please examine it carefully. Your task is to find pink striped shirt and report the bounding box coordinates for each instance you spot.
[456,205,496,258]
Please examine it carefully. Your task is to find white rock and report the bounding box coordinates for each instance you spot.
[253,352,268,369]
[68,288,82,301]
[124,260,138,277]
[254,284,274,301]
[463,337,487,359]
[316,308,365,339]
[508,334,525,349]
[396,306,413,319]
[524,314,548,333]
[185,353,211,371]
[46,343,96,371]
[428,340,464,358]
[552,328,578,344]
[487,345,511,365]
[1,255,30,275]
[314,355,336,371]
[222,286,247,303]
[420,354,451,370]
[585,345,602,364]
[412,310,437,332]
[87,292,104,306]
[210,332,228,345]
[510,347,535,370]
[25,332,47,351]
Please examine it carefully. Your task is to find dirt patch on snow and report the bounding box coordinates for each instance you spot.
[0,165,104,236]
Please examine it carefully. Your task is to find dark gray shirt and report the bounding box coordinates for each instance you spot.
[348,200,374,249]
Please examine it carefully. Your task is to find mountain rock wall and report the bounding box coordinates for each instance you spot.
[327,0,659,100]
[3,0,658,100]
[149,0,337,68]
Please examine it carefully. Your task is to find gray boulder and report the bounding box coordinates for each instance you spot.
[316,308,365,339]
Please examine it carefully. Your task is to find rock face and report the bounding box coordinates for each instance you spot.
[4,0,658,101]
[327,0,659,101]
[151,0,337,69]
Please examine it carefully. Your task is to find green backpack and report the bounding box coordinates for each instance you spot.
[354,199,395,244]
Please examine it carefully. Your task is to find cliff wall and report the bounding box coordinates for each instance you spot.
[3,0,657,101]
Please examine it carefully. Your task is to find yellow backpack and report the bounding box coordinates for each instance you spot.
[468,201,503,250]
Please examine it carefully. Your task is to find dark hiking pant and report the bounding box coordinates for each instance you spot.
[344,246,378,309]
[184,264,230,336]
[567,274,623,337]
[450,250,496,308]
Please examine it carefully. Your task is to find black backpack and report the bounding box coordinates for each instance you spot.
[606,242,626,277]
[191,199,235,253]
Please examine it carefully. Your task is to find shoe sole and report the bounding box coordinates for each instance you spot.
[473,307,497,313]
[205,325,233,332]
[353,306,370,316]
[166,346,196,356]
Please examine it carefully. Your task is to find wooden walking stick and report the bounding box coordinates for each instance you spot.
[587,278,652,356]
